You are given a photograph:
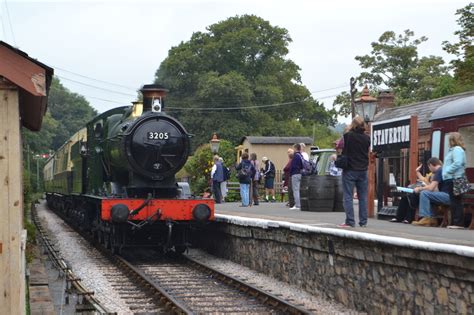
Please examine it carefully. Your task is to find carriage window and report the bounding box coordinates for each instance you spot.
[443,134,451,161]
[459,126,474,168]
[431,130,441,159]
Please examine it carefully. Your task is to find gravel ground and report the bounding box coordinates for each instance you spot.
[186,249,359,314]
[36,201,133,314]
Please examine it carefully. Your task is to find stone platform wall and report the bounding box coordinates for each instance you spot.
[193,219,474,314]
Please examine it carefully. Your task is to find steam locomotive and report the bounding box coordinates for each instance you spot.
[44,84,214,254]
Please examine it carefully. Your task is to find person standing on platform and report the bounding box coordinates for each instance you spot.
[300,143,309,161]
[443,132,467,229]
[261,157,276,202]
[283,148,295,207]
[250,153,260,206]
[211,155,224,204]
[219,157,230,202]
[290,144,304,210]
[235,152,255,207]
[338,116,370,228]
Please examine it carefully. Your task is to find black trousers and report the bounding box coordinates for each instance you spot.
[444,179,464,226]
[395,194,418,222]
[212,180,222,204]
[288,177,295,207]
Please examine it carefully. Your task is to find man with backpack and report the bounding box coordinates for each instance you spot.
[289,143,304,210]
[235,152,255,207]
[261,157,276,202]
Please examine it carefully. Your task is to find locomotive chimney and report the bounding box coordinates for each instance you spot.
[140,84,168,112]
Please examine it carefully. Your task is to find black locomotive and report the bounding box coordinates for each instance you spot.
[44,84,214,254]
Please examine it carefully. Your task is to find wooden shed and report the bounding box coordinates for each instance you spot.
[0,41,53,314]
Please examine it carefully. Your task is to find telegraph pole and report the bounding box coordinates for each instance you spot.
[350,77,357,118]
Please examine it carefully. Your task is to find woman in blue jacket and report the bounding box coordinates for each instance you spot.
[442,132,467,229]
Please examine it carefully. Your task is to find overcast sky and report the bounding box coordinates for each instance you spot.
[1,0,468,122]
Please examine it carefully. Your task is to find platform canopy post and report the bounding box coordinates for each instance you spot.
[0,80,24,314]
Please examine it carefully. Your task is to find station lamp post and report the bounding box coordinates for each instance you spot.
[355,85,378,123]
[210,133,220,154]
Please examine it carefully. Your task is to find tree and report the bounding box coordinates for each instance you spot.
[356,30,450,104]
[334,30,452,116]
[22,77,97,192]
[442,3,474,90]
[155,15,333,147]
[46,77,97,149]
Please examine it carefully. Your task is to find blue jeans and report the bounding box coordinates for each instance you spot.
[418,190,450,218]
[291,174,302,208]
[342,170,368,226]
[240,183,250,206]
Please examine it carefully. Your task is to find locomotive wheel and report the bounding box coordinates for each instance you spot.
[110,226,123,255]
[174,245,187,255]
[98,230,104,244]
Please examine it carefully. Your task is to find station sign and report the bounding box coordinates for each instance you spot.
[371,116,411,152]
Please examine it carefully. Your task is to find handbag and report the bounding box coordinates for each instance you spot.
[334,133,349,170]
[334,155,348,170]
[453,176,471,196]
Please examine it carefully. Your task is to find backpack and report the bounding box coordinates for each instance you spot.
[301,156,317,176]
[237,164,252,181]
[223,167,231,181]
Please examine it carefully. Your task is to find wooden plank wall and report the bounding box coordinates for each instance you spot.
[0,83,26,314]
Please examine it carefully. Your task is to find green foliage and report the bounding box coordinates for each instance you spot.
[334,5,474,117]
[312,124,340,149]
[22,77,97,192]
[442,3,474,90]
[355,30,450,105]
[155,15,333,148]
[47,77,98,149]
[184,139,235,194]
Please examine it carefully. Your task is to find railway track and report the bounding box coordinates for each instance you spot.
[120,251,311,314]
[33,202,176,314]
[38,201,311,314]
[31,203,111,314]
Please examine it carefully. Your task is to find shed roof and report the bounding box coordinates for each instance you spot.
[241,136,314,145]
[373,91,474,130]
[0,41,54,131]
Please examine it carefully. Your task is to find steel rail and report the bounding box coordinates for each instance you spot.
[112,255,193,315]
[31,203,112,314]
[184,255,311,315]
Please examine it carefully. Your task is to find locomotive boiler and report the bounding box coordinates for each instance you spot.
[44,84,214,254]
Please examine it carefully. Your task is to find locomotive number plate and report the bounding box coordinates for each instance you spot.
[147,132,169,140]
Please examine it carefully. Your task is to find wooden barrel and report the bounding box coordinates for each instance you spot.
[300,175,310,211]
[301,175,337,212]
[333,176,344,212]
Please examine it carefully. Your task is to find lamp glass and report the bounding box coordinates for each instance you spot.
[355,101,377,122]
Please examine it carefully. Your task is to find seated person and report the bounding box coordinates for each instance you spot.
[329,154,342,176]
[390,164,434,223]
[412,157,450,227]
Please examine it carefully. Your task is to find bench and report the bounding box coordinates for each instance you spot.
[439,188,474,229]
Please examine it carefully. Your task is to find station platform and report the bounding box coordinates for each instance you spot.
[215,201,473,247]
